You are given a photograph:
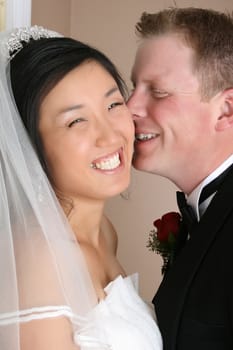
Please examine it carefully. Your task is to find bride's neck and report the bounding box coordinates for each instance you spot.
[65,198,105,246]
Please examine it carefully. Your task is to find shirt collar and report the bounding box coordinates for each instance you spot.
[187,155,233,220]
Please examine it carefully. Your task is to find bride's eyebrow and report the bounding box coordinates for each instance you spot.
[57,104,84,117]
[105,86,119,97]
[51,104,85,122]
[55,86,120,119]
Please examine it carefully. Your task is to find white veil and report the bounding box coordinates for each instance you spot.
[0,27,98,349]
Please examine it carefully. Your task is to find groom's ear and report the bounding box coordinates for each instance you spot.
[215,88,233,131]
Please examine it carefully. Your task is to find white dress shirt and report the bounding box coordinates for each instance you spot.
[187,154,233,221]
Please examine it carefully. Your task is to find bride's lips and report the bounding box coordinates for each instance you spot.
[90,148,123,171]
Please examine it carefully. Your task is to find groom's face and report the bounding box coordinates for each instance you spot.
[127,34,216,189]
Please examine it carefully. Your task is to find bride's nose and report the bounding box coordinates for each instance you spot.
[95,119,120,147]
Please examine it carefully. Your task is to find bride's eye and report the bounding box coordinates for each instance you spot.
[108,101,124,111]
[68,117,86,128]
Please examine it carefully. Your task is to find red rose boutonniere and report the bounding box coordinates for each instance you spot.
[147,212,182,274]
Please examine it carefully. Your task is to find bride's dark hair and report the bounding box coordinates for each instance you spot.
[10,37,127,174]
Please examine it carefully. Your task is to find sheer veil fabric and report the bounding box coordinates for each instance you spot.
[0,29,97,349]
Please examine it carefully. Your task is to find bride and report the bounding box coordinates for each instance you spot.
[0,26,162,349]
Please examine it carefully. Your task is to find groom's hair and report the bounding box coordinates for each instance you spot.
[135,7,233,101]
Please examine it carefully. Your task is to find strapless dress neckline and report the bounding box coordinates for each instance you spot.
[74,273,163,350]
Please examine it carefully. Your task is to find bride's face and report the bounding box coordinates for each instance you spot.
[38,61,134,202]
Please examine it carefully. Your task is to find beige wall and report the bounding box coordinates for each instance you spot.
[32,0,233,299]
[32,0,71,36]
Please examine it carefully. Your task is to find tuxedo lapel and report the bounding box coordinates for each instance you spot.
[154,168,233,350]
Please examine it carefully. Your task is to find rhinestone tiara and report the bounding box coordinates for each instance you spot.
[1,25,62,60]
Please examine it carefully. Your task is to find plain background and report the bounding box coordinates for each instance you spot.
[31,0,233,299]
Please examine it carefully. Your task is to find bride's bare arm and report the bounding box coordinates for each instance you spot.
[20,317,80,350]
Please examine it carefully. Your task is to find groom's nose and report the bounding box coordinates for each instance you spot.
[127,90,148,120]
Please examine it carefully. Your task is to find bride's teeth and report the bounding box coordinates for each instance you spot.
[91,153,120,170]
[136,133,156,141]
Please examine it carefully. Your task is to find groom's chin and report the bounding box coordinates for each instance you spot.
[132,153,149,172]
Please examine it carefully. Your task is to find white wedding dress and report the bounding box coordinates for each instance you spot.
[74,274,163,350]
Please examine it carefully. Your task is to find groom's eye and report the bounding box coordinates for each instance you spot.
[151,88,169,99]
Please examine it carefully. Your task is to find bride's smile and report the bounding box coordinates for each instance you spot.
[39,61,134,201]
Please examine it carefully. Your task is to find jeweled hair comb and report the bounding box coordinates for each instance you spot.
[1,25,62,60]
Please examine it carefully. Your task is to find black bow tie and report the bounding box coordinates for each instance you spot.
[177,164,233,232]
[176,191,197,232]
[199,164,233,204]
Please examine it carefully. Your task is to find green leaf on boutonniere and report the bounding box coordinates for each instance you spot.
[147,212,181,274]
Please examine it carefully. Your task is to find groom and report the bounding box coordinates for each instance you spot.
[127,7,233,350]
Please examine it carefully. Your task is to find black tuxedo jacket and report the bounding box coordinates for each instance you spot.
[153,168,233,350]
